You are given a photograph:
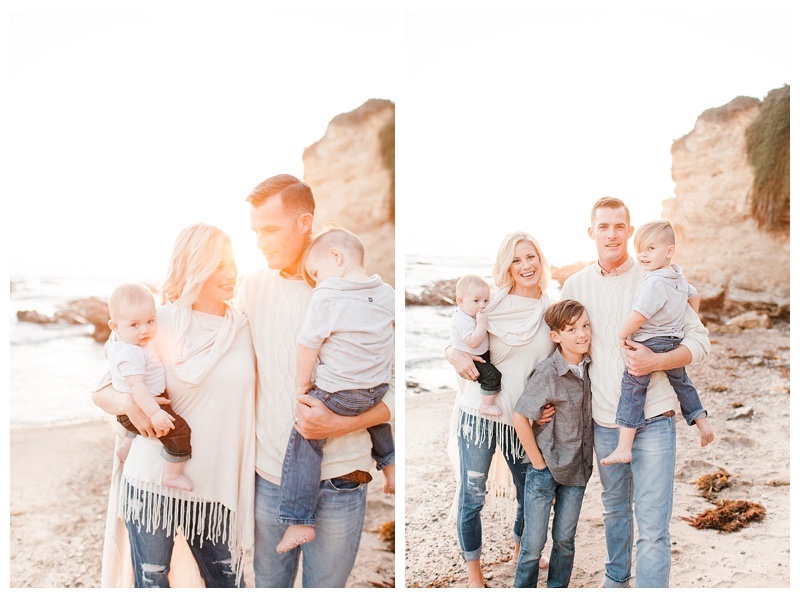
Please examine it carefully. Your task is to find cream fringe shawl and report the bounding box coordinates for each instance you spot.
[448,287,554,520]
[100,302,256,587]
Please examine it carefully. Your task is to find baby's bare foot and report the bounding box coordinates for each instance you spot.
[601,448,632,466]
[695,418,715,447]
[116,443,131,463]
[480,404,503,417]
[277,525,315,553]
[162,473,194,492]
[383,465,395,495]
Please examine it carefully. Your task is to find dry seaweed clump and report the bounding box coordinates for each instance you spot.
[682,500,766,533]
[378,520,395,552]
[695,467,731,501]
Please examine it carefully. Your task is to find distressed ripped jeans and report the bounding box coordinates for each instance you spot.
[456,411,528,561]
[124,492,242,588]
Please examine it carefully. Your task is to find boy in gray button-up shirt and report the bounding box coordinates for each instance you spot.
[512,300,593,587]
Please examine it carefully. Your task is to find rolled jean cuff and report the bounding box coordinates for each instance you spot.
[277,515,316,526]
[686,409,707,425]
[462,545,482,562]
[375,451,395,471]
[161,450,191,463]
[479,387,500,396]
[603,574,631,588]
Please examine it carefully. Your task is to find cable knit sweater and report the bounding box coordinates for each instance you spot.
[560,260,710,425]
[236,267,395,482]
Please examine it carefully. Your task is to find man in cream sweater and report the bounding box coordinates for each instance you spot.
[236,174,394,588]
[560,197,709,588]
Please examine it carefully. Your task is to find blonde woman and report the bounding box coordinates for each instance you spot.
[92,223,256,587]
[446,231,556,588]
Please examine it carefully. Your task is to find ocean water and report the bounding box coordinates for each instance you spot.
[404,253,495,394]
[9,275,135,428]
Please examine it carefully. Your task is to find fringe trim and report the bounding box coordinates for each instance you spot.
[119,479,245,584]
[450,407,526,461]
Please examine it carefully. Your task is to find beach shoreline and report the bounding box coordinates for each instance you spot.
[405,324,790,588]
[9,420,395,588]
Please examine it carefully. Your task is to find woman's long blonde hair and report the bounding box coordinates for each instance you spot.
[492,231,551,293]
[160,223,229,306]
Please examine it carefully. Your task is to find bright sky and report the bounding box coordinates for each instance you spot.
[6,1,397,281]
[402,0,792,267]
[4,1,792,280]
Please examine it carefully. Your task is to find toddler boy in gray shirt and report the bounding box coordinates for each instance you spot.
[276,228,395,554]
[602,220,714,466]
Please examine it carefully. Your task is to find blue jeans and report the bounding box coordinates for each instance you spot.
[254,473,367,587]
[278,384,392,526]
[456,412,528,561]
[514,466,586,587]
[593,414,676,588]
[618,336,707,428]
[124,490,242,588]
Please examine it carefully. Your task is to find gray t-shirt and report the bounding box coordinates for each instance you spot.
[450,308,489,355]
[514,348,593,487]
[632,263,698,341]
[298,274,395,393]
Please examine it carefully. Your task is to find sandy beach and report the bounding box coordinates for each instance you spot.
[9,420,395,588]
[405,323,790,588]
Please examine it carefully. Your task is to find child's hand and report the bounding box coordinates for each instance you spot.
[150,409,176,434]
[619,336,629,349]
[476,310,488,325]
[297,382,313,397]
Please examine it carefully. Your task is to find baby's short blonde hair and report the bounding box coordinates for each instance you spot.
[455,274,490,299]
[108,282,154,321]
[634,220,676,253]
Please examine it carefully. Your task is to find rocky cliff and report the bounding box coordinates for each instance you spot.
[661,87,790,322]
[303,99,395,287]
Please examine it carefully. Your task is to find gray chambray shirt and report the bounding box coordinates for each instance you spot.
[514,348,593,487]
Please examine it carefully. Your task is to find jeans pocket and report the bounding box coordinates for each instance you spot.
[327,478,363,492]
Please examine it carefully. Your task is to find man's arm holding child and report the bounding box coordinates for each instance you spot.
[625,303,710,376]
[295,390,392,440]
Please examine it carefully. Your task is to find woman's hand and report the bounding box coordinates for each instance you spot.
[445,346,483,381]
[534,404,555,426]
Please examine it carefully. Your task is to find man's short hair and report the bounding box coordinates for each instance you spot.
[634,220,676,253]
[455,274,490,298]
[544,299,586,333]
[590,196,630,225]
[246,174,315,215]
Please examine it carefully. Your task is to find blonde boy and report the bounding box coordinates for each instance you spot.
[106,282,193,492]
[276,228,395,553]
[450,275,502,416]
[602,220,714,466]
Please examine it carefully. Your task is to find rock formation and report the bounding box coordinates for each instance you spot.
[661,87,790,322]
[303,99,395,287]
